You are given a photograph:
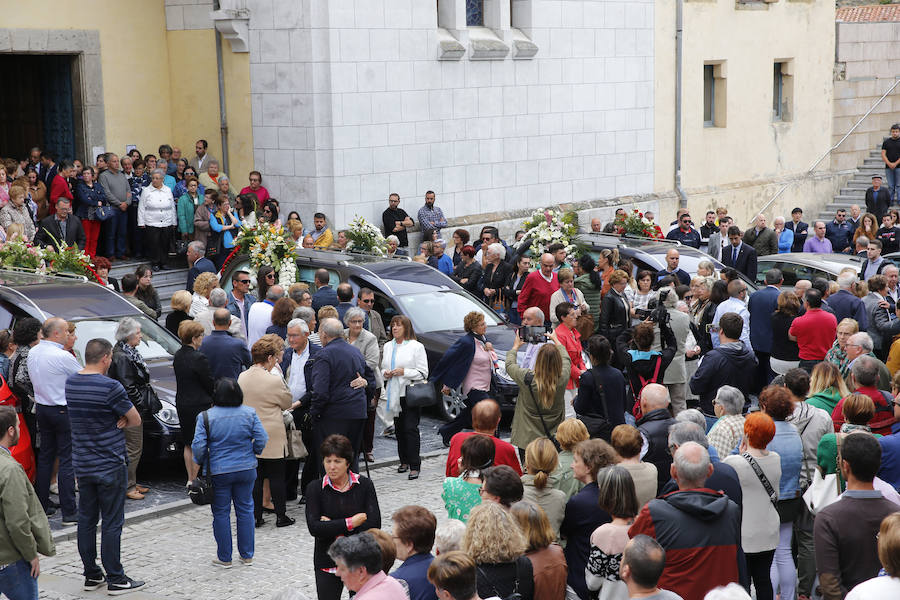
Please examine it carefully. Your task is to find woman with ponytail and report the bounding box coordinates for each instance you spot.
[521,437,567,538]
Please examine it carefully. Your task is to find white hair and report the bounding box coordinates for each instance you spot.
[837,272,857,289]
[208,288,228,307]
[320,318,344,339]
[115,317,141,343]
[674,408,708,431]
[713,385,744,415]
[434,519,466,554]
[386,234,400,244]
[774,216,785,225]
[343,307,366,326]
[487,242,506,260]
[286,318,309,334]
[703,583,752,600]
[673,441,710,487]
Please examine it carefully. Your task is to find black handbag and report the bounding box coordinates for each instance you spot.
[187,411,214,505]
[141,385,163,415]
[404,380,437,408]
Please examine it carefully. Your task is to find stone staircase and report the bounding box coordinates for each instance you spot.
[817,146,886,222]
[109,259,189,319]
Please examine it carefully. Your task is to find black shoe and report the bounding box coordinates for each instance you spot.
[255,517,265,528]
[276,516,296,528]
[61,515,78,526]
[408,470,420,480]
[44,506,57,517]
[48,499,60,509]
[107,577,145,595]
[298,496,306,505]
[261,506,276,514]
[152,265,160,272]
[83,574,106,591]
[397,464,409,473]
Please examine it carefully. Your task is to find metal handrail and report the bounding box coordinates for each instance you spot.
[754,77,900,223]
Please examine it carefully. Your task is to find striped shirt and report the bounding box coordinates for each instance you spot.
[66,373,133,476]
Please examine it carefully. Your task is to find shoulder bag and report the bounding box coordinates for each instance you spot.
[187,411,215,505]
[802,434,844,515]
[94,203,114,222]
[742,452,778,506]
[525,372,561,452]
[404,381,437,408]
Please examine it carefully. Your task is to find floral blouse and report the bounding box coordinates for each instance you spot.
[442,476,482,522]
[586,522,631,600]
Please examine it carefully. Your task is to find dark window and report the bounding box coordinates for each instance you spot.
[773,62,784,121]
[467,0,484,26]
[703,64,715,127]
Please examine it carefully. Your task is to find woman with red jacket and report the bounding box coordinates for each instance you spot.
[553,302,587,394]
[48,160,74,216]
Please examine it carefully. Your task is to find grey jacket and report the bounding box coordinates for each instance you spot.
[863,292,900,350]
[98,169,131,206]
[707,231,725,261]
[652,307,691,384]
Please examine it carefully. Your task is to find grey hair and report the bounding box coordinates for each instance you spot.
[851,354,879,387]
[660,286,678,308]
[208,159,220,168]
[487,242,506,260]
[773,216,785,225]
[837,272,857,289]
[523,306,545,325]
[187,240,206,255]
[326,532,381,575]
[320,317,344,339]
[286,318,309,334]
[667,422,709,449]
[884,263,899,275]
[343,307,366,326]
[697,260,715,274]
[691,275,715,291]
[208,288,228,307]
[675,408,708,430]
[673,441,711,487]
[848,332,874,353]
[294,306,316,324]
[713,385,744,415]
[217,174,229,184]
[703,583,752,600]
[386,234,400,244]
[150,168,165,178]
[857,235,870,247]
[265,286,284,301]
[434,519,466,554]
[115,317,141,343]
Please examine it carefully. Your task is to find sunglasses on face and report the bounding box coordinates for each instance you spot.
[266,273,275,279]
[237,279,250,284]
[359,298,374,304]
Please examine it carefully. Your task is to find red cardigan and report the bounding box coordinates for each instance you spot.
[48,175,73,216]
[555,323,586,389]
[518,270,559,321]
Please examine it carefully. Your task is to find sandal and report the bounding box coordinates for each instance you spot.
[397,464,409,473]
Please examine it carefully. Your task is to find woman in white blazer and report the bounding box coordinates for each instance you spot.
[381,315,428,479]
[138,168,176,271]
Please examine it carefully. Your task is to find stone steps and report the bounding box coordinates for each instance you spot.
[816,146,892,222]
[109,259,190,319]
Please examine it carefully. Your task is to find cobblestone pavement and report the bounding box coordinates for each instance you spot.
[39,453,453,600]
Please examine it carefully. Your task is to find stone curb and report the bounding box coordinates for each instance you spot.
[51,448,450,544]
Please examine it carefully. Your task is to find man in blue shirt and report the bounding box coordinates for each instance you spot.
[66,338,144,595]
[200,309,252,380]
[665,212,701,248]
[654,248,691,287]
[825,209,854,253]
[417,191,447,240]
[311,269,339,313]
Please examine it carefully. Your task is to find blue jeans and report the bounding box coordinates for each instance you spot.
[0,559,38,600]
[36,404,76,518]
[887,166,899,203]
[104,208,128,257]
[77,463,127,582]
[211,468,256,562]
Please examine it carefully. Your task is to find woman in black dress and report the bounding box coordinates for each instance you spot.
[173,320,214,484]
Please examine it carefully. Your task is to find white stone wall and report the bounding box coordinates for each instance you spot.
[248,0,655,230]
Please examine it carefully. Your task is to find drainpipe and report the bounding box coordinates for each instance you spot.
[213,0,229,173]
[674,0,688,209]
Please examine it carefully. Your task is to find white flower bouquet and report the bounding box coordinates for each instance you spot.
[345,215,389,256]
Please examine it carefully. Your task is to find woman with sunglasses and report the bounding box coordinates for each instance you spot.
[173,166,204,199]
[260,200,282,228]
[256,265,276,300]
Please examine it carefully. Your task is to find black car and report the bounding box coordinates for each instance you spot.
[220,249,520,419]
[0,269,182,462]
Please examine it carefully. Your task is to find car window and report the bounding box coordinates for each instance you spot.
[758,261,831,287]
[71,315,180,363]
[396,292,504,334]
[297,267,340,289]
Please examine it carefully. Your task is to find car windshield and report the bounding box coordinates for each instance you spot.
[71,315,181,362]
[395,292,504,333]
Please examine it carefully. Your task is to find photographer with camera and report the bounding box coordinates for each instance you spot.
[615,302,677,420]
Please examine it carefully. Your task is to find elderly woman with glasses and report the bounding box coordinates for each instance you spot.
[825,318,860,377]
[107,317,159,500]
[706,385,746,458]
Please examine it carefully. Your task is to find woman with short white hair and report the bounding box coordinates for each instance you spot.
[344,307,381,463]
[138,168,176,271]
[480,242,511,310]
[706,385,746,458]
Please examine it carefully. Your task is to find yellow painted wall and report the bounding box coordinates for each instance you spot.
[654,0,837,221]
[0,0,173,156]
[0,1,252,179]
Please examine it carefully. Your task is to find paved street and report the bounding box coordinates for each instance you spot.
[39,453,453,600]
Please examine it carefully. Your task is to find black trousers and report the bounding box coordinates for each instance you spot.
[314,417,366,475]
[300,428,318,499]
[437,388,491,444]
[745,550,775,600]
[252,458,286,519]
[314,569,344,600]
[394,397,421,470]
[143,226,168,268]
[284,459,300,501]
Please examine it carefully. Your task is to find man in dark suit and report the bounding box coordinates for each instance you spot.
[199,309,252,380]
[34,198,86,251]
[186,241,216,293]
[866,174,891,223]
[748,268,782,389]
[311,268,339,312]
[829,271,868,330]
[785,207,809,253]
[721,225,758,281]
[39,150,59,189]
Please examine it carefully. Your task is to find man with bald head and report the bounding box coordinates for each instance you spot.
[629,442,743,600]
[517,253,559,322]
[444,399,522,477]
[309,317,373,473]
[29,317,82,519]
[654,248,690,287]
[590,217,603,232]
[635,383,676,494]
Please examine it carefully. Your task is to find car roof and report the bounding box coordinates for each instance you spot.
[0,269,140,320]
[757,252,862,273]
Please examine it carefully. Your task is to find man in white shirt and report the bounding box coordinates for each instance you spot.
[28,317,82,522]
[283,318,317,500]
[711,280,752,350]
[195,288,243,338]
[247,285,283,348]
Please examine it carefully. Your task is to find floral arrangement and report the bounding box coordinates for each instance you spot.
[345,215,389,256]
[46,242,96,279]
[613,207,664,239]
[515,208,579,261]
[233,223,298,289]
[0,239,45,270]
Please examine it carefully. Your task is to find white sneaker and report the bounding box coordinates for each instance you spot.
[49,482,59,495]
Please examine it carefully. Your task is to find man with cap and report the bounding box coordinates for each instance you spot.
[786,207,808,253]
[865,174,891,223]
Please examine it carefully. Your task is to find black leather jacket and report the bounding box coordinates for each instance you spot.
[108,345,154,415]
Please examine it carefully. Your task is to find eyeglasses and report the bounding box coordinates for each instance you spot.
[237,279,250,284]
[359,298,374,304]
[478,487,488,496]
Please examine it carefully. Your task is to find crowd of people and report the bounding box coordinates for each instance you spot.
[3,139,900,600]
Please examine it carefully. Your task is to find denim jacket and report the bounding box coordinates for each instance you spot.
[191,405,268,476]
[767,420,803,499]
